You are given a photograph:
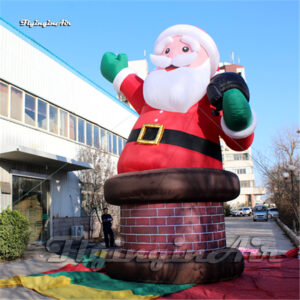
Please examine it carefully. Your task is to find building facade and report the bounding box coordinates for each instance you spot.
[0,18,137,241]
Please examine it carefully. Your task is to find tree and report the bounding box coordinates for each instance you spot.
[77,146,117,239]
[258,126,299,232]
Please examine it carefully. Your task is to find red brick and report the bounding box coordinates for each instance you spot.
[200,216,211,224]
[207,241,219,249]
[167,217,183,225]
[220,215,225,222]
[121,204,135,209]
[159,243,175,251]
[120,218,126,226]
[131,226,158,234]
[174,207,192,216]
[131,209,157,217]
[218,239,226,248]
[200,233,213,241]
[191,207,206,215]
[120,226,131,233]
[151,235,167,243]
[165,203,182,208]
[135,204,149,209]
[125,243,157,251]
[149,203,165,208]
[150,218,165,225]
[126,235,137,242]
[214,232,223,240]
[178,243,194,250]
[167,234,184,244]
[121,209,131,218]
[193,224,207,233]
[127,218,135,225]
[158,226,175,234]
[206,207,217,215]
[216,207,224,214]
[217,223,225,231]
[207,224,218,232]
[176,226,193,234]
[157,208,174,216]
[212,215,221,223]
[137,235,150,243]
[184,216,200,224]
[182,202,198,207]
[136,218,149,225]
[193,242,207,250]
[185,234,200,242]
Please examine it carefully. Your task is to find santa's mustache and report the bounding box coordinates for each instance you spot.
[150,52,197,68]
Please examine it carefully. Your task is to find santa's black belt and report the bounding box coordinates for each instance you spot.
[127,124,222,162]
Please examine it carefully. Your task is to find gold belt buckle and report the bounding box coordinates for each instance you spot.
[137,124,165,145]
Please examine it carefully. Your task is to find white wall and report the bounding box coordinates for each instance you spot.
[0,24,138,139]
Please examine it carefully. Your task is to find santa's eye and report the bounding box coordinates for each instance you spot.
[165,48,170,54]
[182,46,189,52]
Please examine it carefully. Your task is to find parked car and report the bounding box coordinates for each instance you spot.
[242,207,252,216]
[231,208,244,216]
[231,207,252,217]
[268,208,279,219]
[253,205,268,222]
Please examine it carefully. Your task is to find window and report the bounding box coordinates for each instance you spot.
[0,82,9,117]
[118,137,123,155]
[78,118,85,143]
[37,99,47,129]
[107,132,112,153]
[93,126,100,148]
[233,153,249,161]
[123,139,127,150]
[86,122,92,146]
[69,114,77,141]
[49,105,58,134]
[25,94,36,126]
[59,110,68,137]
[101,129,107,151]
[240,181,252,188]
[112,134,117,154]
[10,87,23,121]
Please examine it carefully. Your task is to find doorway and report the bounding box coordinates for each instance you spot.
[12,175,50,242]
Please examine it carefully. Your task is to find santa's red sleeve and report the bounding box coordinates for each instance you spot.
[113,68,145,114]
[218,110,257,151]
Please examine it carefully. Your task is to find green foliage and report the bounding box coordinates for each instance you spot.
[224,204,231,217]
[0,209,30,260]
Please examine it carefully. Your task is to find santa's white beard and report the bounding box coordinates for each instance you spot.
[143,58,211,113]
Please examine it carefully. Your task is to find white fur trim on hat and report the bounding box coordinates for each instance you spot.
[221,109,257,139]
[154,24,220,77]
[113,67,136,93]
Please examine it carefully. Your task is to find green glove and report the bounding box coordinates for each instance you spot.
[100,52,128,83]
[223,88,252,131]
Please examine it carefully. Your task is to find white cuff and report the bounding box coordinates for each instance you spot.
[113,67,136,93]
[221,110,257,139]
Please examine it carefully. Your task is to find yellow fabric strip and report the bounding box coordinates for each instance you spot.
[0,275,156,300]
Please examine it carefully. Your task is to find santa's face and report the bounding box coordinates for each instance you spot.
[143,36,211,113]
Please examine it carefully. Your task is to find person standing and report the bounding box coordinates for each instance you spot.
[101,207,115,248]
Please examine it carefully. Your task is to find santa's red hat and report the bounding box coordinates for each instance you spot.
[154,24,220,76]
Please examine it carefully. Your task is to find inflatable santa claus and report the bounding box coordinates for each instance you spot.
[101,24,256,284]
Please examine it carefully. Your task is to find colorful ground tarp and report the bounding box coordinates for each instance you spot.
[0,248,299,299]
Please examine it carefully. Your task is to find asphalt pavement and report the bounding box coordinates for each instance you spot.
[225,216,294,255]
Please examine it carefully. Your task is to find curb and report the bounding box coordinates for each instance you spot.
[275,218,300,247]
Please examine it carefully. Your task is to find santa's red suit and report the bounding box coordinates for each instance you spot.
[117,73,254,174]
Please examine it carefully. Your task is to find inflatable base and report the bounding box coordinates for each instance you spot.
[105,247,244,284]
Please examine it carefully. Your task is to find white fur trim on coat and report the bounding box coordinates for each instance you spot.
[221,110,257,139]
[113,68,136,93]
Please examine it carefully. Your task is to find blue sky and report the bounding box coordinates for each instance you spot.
[1,0,299,186]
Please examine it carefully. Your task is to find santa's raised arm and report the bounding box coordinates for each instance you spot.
[101,24,256,174]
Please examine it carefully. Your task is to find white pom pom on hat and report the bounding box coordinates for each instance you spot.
[154,24,220,77]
